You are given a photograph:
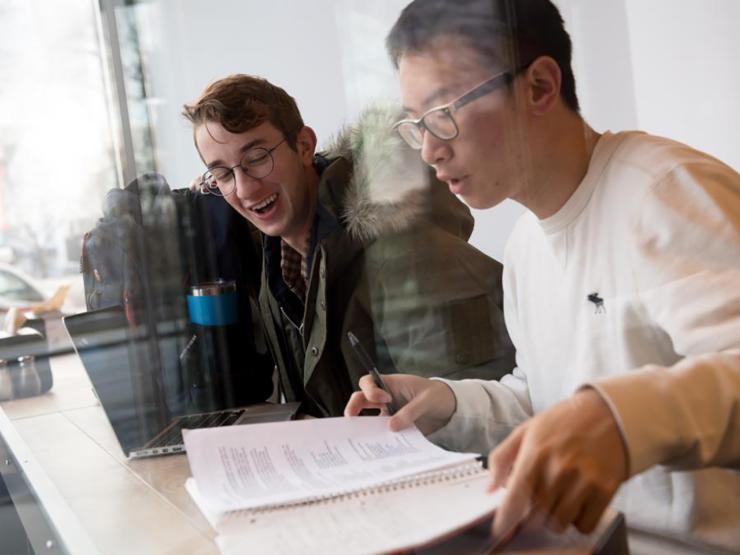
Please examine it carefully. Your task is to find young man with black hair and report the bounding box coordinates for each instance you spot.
[183,74,515,418]
[346,0,740,548]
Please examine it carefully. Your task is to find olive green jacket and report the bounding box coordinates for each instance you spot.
[259,105,515,416]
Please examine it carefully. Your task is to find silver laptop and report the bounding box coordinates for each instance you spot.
[63,305,298,458]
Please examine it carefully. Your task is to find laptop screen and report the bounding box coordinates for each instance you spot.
[63,306,176,455]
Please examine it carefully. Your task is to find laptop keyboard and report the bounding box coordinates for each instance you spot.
[148,409,245,448]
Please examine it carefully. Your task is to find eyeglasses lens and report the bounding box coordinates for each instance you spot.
[397,123,424,150]
[201,147,275,196]
[396,109,459,150]
[242,148,274,179]
[201,170,227,196]
[424,110,458,141]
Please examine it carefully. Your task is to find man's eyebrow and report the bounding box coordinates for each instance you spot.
[401,86,454,116]
[239,137,267,153]
[206,138,267,168]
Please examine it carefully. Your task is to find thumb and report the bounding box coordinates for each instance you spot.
[387,394,429,432]
[487,423,526,492]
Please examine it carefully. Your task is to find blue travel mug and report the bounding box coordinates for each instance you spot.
[185,280,238,411]
[186,280,238,326]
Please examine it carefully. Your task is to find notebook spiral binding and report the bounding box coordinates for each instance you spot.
[226,461,486,520]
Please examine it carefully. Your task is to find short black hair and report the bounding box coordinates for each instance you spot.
[387,0,580,112]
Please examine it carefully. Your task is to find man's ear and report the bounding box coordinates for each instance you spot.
[295,126,318,166]
[522,56,562,116]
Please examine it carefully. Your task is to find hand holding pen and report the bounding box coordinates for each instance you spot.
[344,331,457,435]
[346,331,400,415]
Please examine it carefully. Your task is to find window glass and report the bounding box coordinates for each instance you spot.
[0,1,738,553]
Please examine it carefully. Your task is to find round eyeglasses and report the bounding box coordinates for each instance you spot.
[200,135,289,197]
[392,69,518,150]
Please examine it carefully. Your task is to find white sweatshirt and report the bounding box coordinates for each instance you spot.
[432,131,740,549]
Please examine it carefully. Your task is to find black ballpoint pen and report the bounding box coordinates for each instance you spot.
[346,331,400,415]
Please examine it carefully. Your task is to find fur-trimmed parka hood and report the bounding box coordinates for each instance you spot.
[321,103,474,243]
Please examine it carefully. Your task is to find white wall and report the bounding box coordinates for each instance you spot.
[559,0,740,171]
[624,0,740,170]
[137,0,406,189]
[135,0,739,262]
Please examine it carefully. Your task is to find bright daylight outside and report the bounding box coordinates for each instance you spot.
[0,0,115,342]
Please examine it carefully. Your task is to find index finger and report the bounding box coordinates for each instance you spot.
[358,374,392,400]
[344,375,392,417]
[492,440,540,541]
[344,390,388,417]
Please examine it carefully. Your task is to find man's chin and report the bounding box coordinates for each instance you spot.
[244,218,284,237]
[458,192,491,210]
[459,186,508,210]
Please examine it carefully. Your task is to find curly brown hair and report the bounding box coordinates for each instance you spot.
[183,74,304,149]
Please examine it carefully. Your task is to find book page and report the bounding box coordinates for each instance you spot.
[215,471,504,555]
[183,416,477,514]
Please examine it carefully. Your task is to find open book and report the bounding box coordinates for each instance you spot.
[183,416,504,554]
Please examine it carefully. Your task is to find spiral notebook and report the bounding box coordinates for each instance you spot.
[183,417,505,554]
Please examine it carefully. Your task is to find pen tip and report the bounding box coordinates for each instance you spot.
[347,331,358,346]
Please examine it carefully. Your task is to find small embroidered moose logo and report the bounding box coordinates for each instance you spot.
[588,292,606,314]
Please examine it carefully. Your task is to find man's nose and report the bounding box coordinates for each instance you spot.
[234,167,261,198]
[419,130,452,167]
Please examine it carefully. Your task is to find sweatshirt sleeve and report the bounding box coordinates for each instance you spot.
[591,351,740,476]
[427,369,532,453]
[593,158,740,476]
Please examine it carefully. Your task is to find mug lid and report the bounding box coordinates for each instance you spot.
[189,279,236,296]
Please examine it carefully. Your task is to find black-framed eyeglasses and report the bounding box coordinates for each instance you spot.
[392,65,529,150]
[200,135,289,197]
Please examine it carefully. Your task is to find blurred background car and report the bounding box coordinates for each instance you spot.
[0,262,86,349]
[0,262,46,314]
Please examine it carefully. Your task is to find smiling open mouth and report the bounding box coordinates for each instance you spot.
[251,193,277,214]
